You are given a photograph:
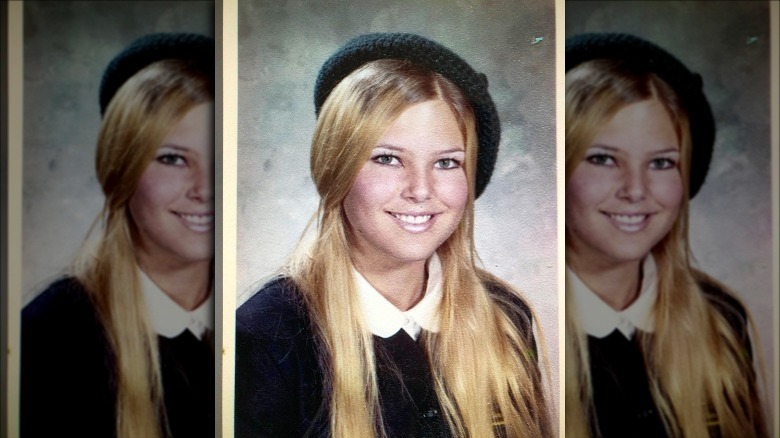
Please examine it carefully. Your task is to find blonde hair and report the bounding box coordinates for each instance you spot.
[73,59,213,438]
[286,59,551,437]
[565,60,766,437]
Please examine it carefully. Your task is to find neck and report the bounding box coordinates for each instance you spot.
[567,252,643,311]
[137,255,211,311]
[353,257,428,311]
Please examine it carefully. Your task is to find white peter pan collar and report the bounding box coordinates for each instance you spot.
[355,254,443,341]
[568,256,658,339]
[140,269,214,340]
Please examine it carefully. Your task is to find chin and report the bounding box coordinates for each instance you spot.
[176,244,214,265]
[386,244,438,265]
[601,245,653,265]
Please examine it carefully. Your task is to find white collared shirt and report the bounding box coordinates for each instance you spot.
[140,270,214,340]
[355,254,443,341]
[568,257,658,339]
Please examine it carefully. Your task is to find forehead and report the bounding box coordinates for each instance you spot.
[161,103,214,152]
[592,98,679,154]
[377,100,464,150]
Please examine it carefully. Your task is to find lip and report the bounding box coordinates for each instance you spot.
[603,211,651,233]
[389,211,437,234]
[175,211,214,233]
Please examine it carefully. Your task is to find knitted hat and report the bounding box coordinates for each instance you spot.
[566,33,714,199]
[99,32,214,116]
[314,33,500,199]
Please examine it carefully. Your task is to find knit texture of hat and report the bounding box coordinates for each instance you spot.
[314,33,500,199]
[566,32,714,199]
[99,32,214,116]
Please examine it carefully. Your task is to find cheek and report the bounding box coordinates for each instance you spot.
[565,183,592,240]
[342,169,393,226]
[435,172,469,212]
[566,166,614,216]
[129,167,181,217]
[649,173,684,210]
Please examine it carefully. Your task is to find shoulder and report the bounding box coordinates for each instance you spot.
[481,275,534,340]
[693,270,749,339]
[234,277,326,437]
[692,270,753,359]
[235,276,319,370]
[696,274,747,319]
[23,276,96,329]
[21,276,112,368]
[22,275,107,348]
[21,277,116,437]
[236,276,312,340]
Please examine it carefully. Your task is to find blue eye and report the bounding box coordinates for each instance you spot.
[372,154,400,165]
[585,153,615,166]
[436,158,461,169]
[650,157,677,170]
[157,153,186,166]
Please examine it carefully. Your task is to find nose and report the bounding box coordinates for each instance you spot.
[617,165,646,202]
[188,161,214,203]
[402,165,433,202]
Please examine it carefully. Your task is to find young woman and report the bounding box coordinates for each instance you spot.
[21,33,215,438]
[236,33,551,437]
[564,33,767,437]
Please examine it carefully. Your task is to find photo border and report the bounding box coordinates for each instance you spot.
[219,0,237,436]
[2,1,776,437]
[3,2,217,437]
[4,2,23,437]
[563,1,780,435]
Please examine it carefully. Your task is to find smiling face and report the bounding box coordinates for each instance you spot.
[343,99,469,271]
[566,98,683,270]
[129,102,214,270]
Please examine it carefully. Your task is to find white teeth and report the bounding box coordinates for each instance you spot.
[180,213,214,225]
[607,213,648,233]
[610,214,646,224]
[178,213,214,233]
[393,214,432,224]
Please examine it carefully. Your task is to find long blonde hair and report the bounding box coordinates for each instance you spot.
[565,59,766,437]
[286,59,551,437]
[73,59,213,438]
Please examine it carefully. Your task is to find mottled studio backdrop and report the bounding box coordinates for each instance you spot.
[236,0,559,408]
[22,1,214,303]
[567,0,775,426]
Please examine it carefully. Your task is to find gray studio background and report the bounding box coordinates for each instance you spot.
[22,1,214,304]
[567,1,775,426]
[236,0,559,410]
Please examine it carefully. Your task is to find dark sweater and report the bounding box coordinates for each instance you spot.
[588,277,754,438]
[235,276,537,437]
[21,277,215,438]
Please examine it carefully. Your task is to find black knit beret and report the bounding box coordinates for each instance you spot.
[566,32,714,199]
[314,33,500,199]
[99,32,215,116]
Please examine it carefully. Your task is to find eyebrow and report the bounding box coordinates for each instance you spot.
[373,144,465,154]
[158,144,191,152]
[588,144,680,155]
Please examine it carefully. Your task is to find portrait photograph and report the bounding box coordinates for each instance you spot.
[9,2,216,437]
[233,0,559,435]
[565,1,777,437]
[7,0,776,436]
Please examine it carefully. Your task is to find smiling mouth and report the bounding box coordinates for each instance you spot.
[605,213,650,232]
[393,213,432,224]
[176,212,214,232]
[390,212,436,233]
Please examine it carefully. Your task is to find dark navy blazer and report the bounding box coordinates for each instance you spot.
[235,276,539,437]
[21,277,215,438]
[587,276,755,438]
